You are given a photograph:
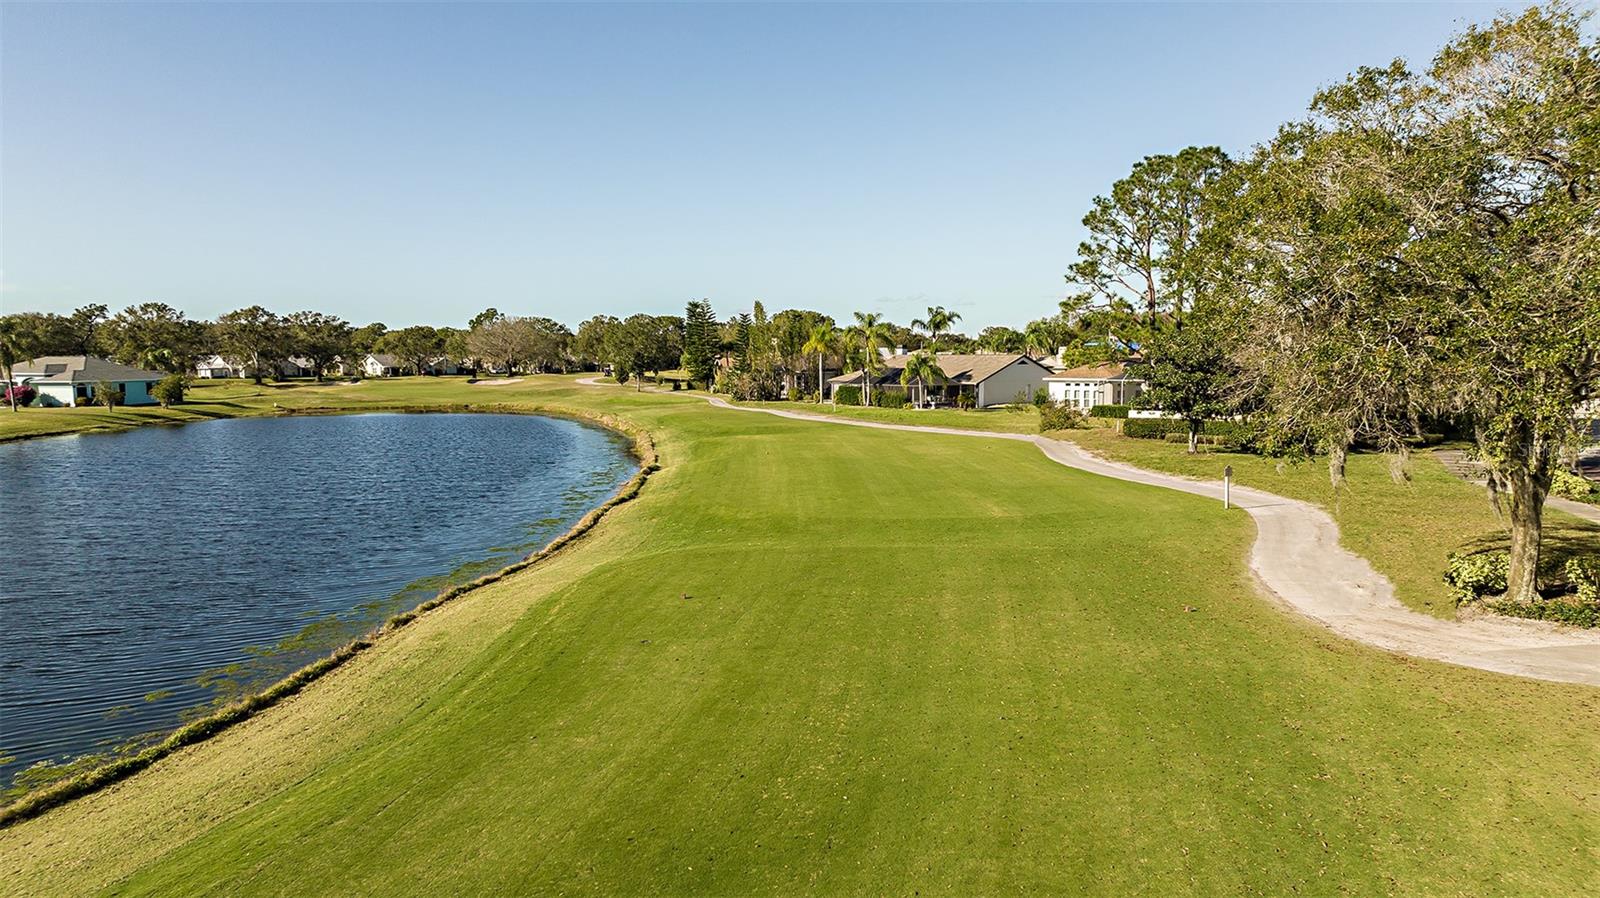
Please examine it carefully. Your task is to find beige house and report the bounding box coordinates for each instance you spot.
[1044,363,1145,410]
[828,353,1051,408]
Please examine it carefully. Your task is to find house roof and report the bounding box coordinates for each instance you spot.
[366,353,400,367]
[11,356,164,383]
[828,353,1049,387]
[1043,362,1143,382]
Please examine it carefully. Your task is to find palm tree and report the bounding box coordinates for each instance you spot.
[0,316,39,413]
[848,312,890,406]
[911,306,961,349]
[801,324,836,404]
[1023,319,1057,359]
[138,347,181,375]
[900,349,948,408]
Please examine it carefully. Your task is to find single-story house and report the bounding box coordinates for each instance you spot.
[194,355,318,379]
[279,356,317,378]
[828,353,1051,408]
[361,354,462,377]
[1043,362,1145,410]
[194,355,237,379]
[5,356,164,407]
[363,354,404,377]
[424,357,462,376]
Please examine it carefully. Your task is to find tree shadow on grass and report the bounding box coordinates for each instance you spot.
[1458,520,1600,587]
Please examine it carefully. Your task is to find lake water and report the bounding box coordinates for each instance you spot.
[0,413,635,790]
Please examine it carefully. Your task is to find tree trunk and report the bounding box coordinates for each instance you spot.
[4,364,15,412]
[1327,430,1352,489]
[817,357,824,404]
[1187,421,1199,454]
[1503,467,1549,604]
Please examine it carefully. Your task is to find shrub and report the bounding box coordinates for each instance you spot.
[1088,404,1129,419]
[1444,550,1509,605]
[1124,418,1249,442]
[151,374,188,408]
[954,391,975,410]
[727,370,781,401]
[3,384,36,407]
[1551,469,1595,501]
[876,390,910,409]
[1486,597,1599,628]
[834,386,862,406]
[671,380,682,391]
[1039,403,1084,432]
[1567,556,1599,605]
[1032,387,1051,408]
[1124,418,1184,439]
[92,380,123,409]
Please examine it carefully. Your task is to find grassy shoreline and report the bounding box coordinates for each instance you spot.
[2,376,1597,895]
[0,388,657,826]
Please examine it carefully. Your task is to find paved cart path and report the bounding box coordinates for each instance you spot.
[580,379,1599,686]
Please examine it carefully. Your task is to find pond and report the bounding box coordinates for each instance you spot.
[0,412,637,791]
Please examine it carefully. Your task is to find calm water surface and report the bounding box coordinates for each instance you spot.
[0,413,634,788]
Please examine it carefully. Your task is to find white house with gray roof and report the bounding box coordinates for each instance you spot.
[828,353,1050,408]
[5,356,165,407]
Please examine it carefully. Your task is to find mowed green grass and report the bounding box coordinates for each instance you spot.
[1063,428,1600,620]
[2,377,1597,895]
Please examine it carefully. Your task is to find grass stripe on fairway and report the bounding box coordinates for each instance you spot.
[1,377,1596,896]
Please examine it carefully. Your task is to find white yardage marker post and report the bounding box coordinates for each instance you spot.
[1223,464,1232,510]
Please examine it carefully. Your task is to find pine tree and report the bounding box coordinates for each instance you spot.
[681,299,717,387]
[732,313,754,374]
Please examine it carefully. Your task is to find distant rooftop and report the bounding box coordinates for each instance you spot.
[10,356,165,383]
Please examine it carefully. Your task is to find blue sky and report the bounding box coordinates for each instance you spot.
[3,1,1506,330]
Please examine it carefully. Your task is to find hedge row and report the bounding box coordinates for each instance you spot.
[1088,404,1129,419]
[1122,418,1250,440]
[830,386,910,408]
[0,405,661,829]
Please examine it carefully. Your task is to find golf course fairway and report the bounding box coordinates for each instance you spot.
[1,376,1596,896]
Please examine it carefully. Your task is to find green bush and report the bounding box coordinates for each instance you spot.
[1032,387,1051,408]
[151,374,188,408]
[1567,556,1599,605]
[1486,597,1599,628]
[1039,404,1084,432]
[1124,418,1249,442]
[834,386,862,406]
[1444,550,1509,605]
[1551,469,1595,501]
[1124,419,1186,439]
[954,391,975,410]
[1445,552,1597,626]
[1088,404,1129,419]
[876,390,910,409]
[1162,432,1232,447]
[91,380,124,409]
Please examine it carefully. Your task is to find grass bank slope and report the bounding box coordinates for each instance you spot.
[2,377,1596,895]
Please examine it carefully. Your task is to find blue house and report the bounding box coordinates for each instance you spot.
[6,356,165,407]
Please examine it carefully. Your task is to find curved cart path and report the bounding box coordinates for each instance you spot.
[578,379,1599,686]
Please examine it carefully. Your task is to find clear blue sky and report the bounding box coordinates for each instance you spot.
[2,1,1505,330]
